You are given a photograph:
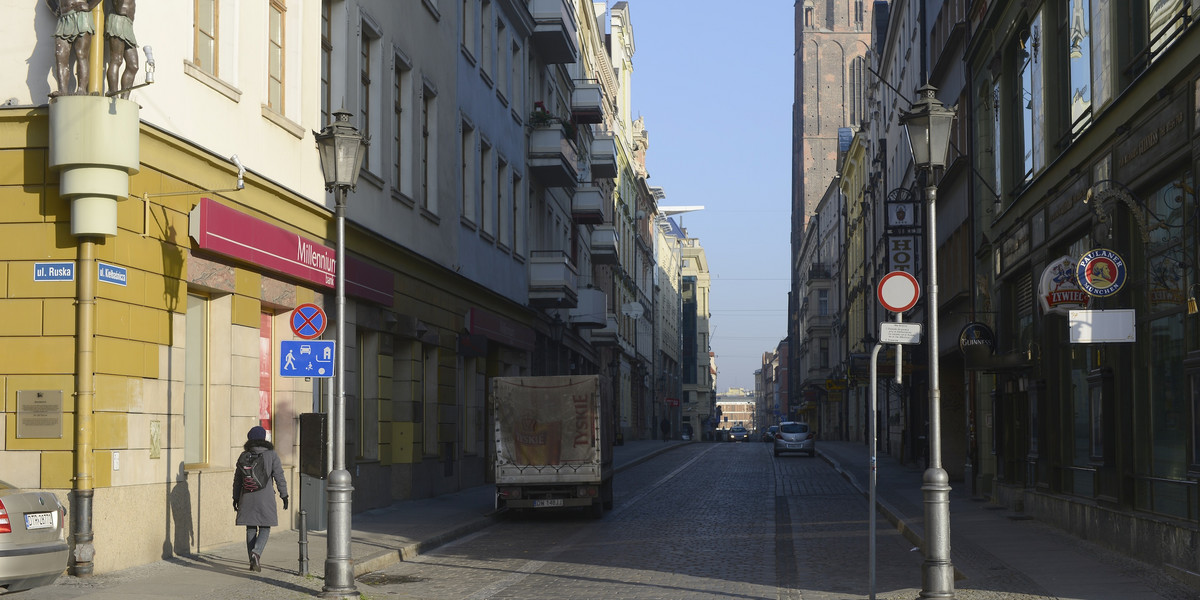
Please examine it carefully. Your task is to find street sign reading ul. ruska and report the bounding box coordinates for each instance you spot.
[290,303,327,339]
[877,271,920,313]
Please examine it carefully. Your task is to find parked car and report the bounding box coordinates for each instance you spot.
[773,422,815,457]
[761,425,779,442]
[0,479,68,594]
[728,426,750,442]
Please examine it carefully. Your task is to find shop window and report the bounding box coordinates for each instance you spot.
[258,312,274,436]
[358,332,380,460]
[422,344,440,457]
[185,294,210,466]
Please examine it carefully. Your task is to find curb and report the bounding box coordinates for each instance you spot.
[350,441,692,576]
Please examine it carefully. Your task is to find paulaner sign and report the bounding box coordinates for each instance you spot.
[189,197,392,304]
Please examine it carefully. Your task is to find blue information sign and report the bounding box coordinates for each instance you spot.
[280,340,335,378]
[34,262,74,282]
[98,263,128,286]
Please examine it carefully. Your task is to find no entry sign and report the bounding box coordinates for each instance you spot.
[290,303,328,339]
[878,271,920,313]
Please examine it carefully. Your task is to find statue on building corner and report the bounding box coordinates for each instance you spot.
[47,0,103,97]
[105,0,137,98]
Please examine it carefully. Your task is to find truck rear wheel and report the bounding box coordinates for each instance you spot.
[589,499,604,519]
[601,480,614,510]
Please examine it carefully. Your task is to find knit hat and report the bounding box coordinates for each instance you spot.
[247,426,267,441]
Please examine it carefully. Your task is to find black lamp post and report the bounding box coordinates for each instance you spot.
[900,83,957,600]
[314,109,366,599]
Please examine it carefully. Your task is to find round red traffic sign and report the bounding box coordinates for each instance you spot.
[878,271,920,313]
[290,303,327,339]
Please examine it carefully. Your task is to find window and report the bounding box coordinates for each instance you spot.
[497,20,509,99]
[817,289,829,316]
[480,139,494,236]
[321,1,332,126]
[803,1,814,28]
[481,0,493,80]
[512,174,524,256]
[510,41,522,110]
[819,337,829,369]
[360,25,374,172]
[422,84,438,212]
[258,313,274,436]
[461,0,475,58]
[194,0,218,76]
[1065,0,1093,135]
[422,345,439,456]
[394,56,413,195]
[854,1,864,31]
[185,294,210,465]
[461,120,476,221]
[498,158,511,246]
[1090,0,1112,110]
[267,1,285,112]
[460,357,481,455]
[1017,14,1044,184]
[1147,0,1186,58]
[849,57,866,126]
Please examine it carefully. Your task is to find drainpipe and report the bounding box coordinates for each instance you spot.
[48,5,138,573]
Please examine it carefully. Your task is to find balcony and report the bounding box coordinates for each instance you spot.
[572,185,604,224]
[590,133,617,179]
[571,82,603,124]
[528,251,578,308]
[529,0,578,64]
[529,124,578,188]
[569,287,606,328]
[590,313,620,345]
[590,225,618,264]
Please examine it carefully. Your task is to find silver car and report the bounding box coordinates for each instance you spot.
[773,421,815,457]
[0,479,68,594]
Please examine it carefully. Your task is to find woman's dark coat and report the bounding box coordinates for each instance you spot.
[233,439,288,527]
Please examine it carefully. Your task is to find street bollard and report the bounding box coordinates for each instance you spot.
[298,509,309,576]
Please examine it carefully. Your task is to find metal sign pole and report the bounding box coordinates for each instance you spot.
[868,341,882,600]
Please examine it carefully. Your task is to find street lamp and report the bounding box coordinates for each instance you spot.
[900,83,956,600]
[314,109,367,599]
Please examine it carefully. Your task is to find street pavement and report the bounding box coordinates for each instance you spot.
[11,438,1199,599]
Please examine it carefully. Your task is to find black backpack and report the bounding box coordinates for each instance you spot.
[237,451,269,493]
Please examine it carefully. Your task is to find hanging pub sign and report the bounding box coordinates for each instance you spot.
[1038,255,1091,315]
[1076,248,1127,297]
[958,322,996,355]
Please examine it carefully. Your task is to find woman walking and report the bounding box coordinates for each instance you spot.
[232,426,288,572]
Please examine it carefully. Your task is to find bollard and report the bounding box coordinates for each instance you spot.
[298,509,309,576]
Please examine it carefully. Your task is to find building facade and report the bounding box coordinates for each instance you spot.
[0,0,688,576]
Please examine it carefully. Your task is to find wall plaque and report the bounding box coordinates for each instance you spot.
[16,390,63,439]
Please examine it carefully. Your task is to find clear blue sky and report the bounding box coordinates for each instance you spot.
[627,2,795,392]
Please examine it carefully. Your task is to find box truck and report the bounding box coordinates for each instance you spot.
[492,375,613,517]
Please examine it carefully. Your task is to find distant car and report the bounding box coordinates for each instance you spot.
[761,425,779,442]
[773,422,815,457]
[0,479,68,594]
[728,426,750,442]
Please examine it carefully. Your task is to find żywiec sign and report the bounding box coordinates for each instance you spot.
[189,197,392,304]
[1038,255,1090,315]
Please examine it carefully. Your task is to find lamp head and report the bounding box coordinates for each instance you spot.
[314,110,368,192]
[900,84,956,171]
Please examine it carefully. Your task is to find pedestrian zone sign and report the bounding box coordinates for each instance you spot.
[280,340,335,378]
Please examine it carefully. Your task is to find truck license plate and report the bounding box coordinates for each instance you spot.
[25,512,54,530]
[533,499,563,508]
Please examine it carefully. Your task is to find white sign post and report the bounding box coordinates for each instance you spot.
[869,271,922,600]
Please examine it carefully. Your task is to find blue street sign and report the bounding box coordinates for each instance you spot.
[280,340,335,378]
[98,263,128,286]
[34,262,74,282]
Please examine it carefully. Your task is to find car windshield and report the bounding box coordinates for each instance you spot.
[780,423,808,434]
[730,427,746,433]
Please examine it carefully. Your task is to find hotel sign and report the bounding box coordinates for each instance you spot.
[189,197,392,304]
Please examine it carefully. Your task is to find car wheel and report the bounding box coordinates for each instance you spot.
[773,450,780,457]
